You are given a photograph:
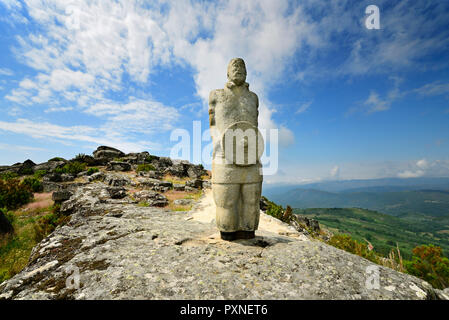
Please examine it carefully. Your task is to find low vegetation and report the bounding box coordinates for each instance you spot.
[0,203,70,283]
[54,161,87,176]
[405,245,449,289]
[136,163,156,173]
[22,177,43,193]
[328,234,380,264]
[0,172,19,180]
[266,199,449,290]
[263,197,322,237]
[0,172,70,284]
[293,207,449,260]
[0,178,34,210]
[165,189,203,211]
[87,167,99,176]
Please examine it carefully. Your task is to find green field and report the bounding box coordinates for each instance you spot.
[293,207,449,260]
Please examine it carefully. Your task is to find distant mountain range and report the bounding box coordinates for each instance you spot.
[263,177,449,217]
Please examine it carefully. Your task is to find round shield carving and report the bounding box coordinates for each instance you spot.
[221,121,264,166]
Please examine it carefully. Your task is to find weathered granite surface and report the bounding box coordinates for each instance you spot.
[0,183,447,300]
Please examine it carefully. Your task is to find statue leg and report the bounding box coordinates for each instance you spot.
[212,183,241,237]
[240,182,262,233]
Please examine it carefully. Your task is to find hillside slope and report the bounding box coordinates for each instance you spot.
[268,188,449,217]
[293,207,449,259]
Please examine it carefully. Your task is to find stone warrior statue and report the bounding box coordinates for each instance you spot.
[209,58,264,241]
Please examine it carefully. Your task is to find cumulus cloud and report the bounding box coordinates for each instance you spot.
[397,159,449,178]
[398,170,425,178]
[416,159,429,169]
[2,0,327,148]
[2,0,449,151]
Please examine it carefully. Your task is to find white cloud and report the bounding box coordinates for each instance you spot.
[0,142,46,152]
[397,159,449,178]
[296,101,312,114]
[84,98,179,137]
[3,0,315,148]
[364,91,391,113]
[351,77,404,115]
[416,159,429,169]
[0,118,162,153]
[0,68,13,76]
[330,165,340,179]
[44,106,73,113]
[3,0,449,151]
[0,0,21,9]
[338,1,449,76]
[414,82,449,96]
[398,170,425,178]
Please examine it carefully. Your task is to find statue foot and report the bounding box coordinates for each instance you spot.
[220,231,237,241]
[235,230,255,239]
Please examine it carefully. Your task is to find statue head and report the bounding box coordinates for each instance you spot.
[227,58,247,86]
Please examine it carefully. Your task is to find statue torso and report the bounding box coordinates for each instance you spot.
[213,84,258,134]
[209,82,262,184]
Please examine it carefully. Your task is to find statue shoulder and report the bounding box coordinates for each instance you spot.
[249,90,259,104]
[209,89,224,105]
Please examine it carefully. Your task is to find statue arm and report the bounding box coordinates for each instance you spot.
[209,91,216,127]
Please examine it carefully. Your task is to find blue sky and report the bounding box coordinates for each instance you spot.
[0,0,449,184]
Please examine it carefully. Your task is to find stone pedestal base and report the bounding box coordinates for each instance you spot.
[220,231,255,241]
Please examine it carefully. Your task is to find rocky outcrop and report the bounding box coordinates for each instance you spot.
[17,160,36,175]
[106,161,131,172]
[52,190,73,204]
[163,159,206,179]
[296,216,320,233]
[34,161,66,173]
[132,190,168,207]
[136,178,172,192]
[93,146,125,160]
[1,183,447,300]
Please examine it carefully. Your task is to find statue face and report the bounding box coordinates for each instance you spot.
[227,58,247,85]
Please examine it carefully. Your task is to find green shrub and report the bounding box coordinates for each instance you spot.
[136,164,156,172]
[65,161,86,175]
[87,167,99,176]
[328,234,380,264]
[145,155,158,163]
[18,167,34,175]
[404,245,449,289]
[74,153,86,161]
[33,205,68,242]
[54,162,87,176]
[0,172,19,181]
[265,197,284,221]
[0,179,33,210]
[33,170,47,179]
[0,207,15,226]
[0,270,9,283]
[48,157,65,162]
[54,167,65,174]
[22,177,43,193]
